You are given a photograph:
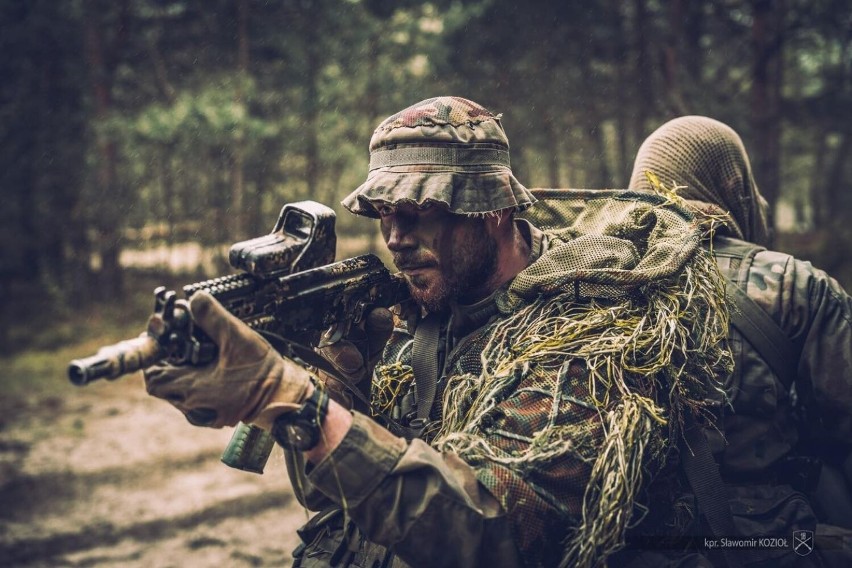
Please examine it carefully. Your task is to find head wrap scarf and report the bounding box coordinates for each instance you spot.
[629,115,772,246]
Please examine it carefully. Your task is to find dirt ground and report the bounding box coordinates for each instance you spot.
[0,372,308,567]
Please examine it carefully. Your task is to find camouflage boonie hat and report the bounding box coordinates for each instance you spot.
[342,96,536,218]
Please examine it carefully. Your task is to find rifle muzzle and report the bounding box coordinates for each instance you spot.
[68,334,164,385]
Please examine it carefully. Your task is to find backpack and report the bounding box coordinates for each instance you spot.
[525,189,852,567]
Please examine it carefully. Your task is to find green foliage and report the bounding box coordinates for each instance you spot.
[2,269,186,355]
[3,0,852,354]
[133,79,278,144]
[0,269,184,403]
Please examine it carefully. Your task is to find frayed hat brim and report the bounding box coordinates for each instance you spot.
[342,167,536,218]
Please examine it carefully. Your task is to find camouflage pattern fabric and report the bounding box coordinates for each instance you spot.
[341,96,536,218]
[379,95,495,131]
[293,190,733,567]
[628,116,852,566]
[710,237,852,473]
[698,236,852,567]
[627,116,852,469]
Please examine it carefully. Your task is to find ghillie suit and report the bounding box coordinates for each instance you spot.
[291,99,736,568]
[369,188,733,567]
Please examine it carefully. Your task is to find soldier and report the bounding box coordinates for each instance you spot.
[144,98,735,567]
[629,115,852,566]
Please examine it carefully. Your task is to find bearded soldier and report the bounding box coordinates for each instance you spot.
[144,98,735,567]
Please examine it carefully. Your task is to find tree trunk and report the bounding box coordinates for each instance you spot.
[544,108,561,188]
[750,0,784,224]
[631,0,653,140]
[810,130,828,227]
[231,0,249,241]
[83,0,125,300]
[663,0,689,114]
[825,132,852,220]
[576,53,611,188]
[304,3,321,199]
[610,0,630,186]
[365,32,383,256]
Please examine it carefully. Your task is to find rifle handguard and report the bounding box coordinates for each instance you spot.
[66,200,407,475]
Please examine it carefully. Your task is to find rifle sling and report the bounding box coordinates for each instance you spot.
[680,413,750,567]
[262,315,445,441]
[412,313,442,424]
[676,272,795,567]
[260,331,372,409]
[725,278,797,390]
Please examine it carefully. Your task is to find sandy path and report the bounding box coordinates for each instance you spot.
[0,373,307,567]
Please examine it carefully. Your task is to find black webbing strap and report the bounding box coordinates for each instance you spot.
[260,331,373,408]
[725,279,797,390]
[680,415,747,567]
[411,313,442,424]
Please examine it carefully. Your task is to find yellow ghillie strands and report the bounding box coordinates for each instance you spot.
[372,362,414,416]
[429,241,730,564]
[373,186,733,566]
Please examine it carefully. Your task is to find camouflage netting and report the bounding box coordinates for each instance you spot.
[375,188,733,566]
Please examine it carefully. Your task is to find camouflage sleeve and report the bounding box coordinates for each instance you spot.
[306,412,525,567]
[304,358,604,567]
[750,250,852,440]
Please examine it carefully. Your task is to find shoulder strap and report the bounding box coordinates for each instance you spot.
[714,238,797,389]
[366,313,444,442]
[261,331,374,408]
[725,277,797,391]
[411,313,442,427]
[680,414,754,567]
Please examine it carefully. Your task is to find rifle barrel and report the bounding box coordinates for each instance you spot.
[68,334,163,385]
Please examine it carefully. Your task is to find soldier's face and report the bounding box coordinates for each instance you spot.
[378,202,498,312]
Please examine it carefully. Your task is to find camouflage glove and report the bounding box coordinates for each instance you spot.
[143,290,312,430]
[315,307,394,410]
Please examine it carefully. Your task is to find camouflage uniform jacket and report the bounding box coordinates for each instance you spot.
[703,235,852,551]
[290,197,731,568]
[291,221,614,567]
[709,235,852,475]
[584,235,852,568]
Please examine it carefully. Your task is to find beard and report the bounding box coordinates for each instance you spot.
[399,226,499,313]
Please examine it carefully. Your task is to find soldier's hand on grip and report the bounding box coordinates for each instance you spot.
[315,307,394,410]
[143,290,313,429]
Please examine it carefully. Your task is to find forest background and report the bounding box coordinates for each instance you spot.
[1,1,852,566]
[2,0,852,354]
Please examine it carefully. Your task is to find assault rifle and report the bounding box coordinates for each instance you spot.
[68,200,409,473]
